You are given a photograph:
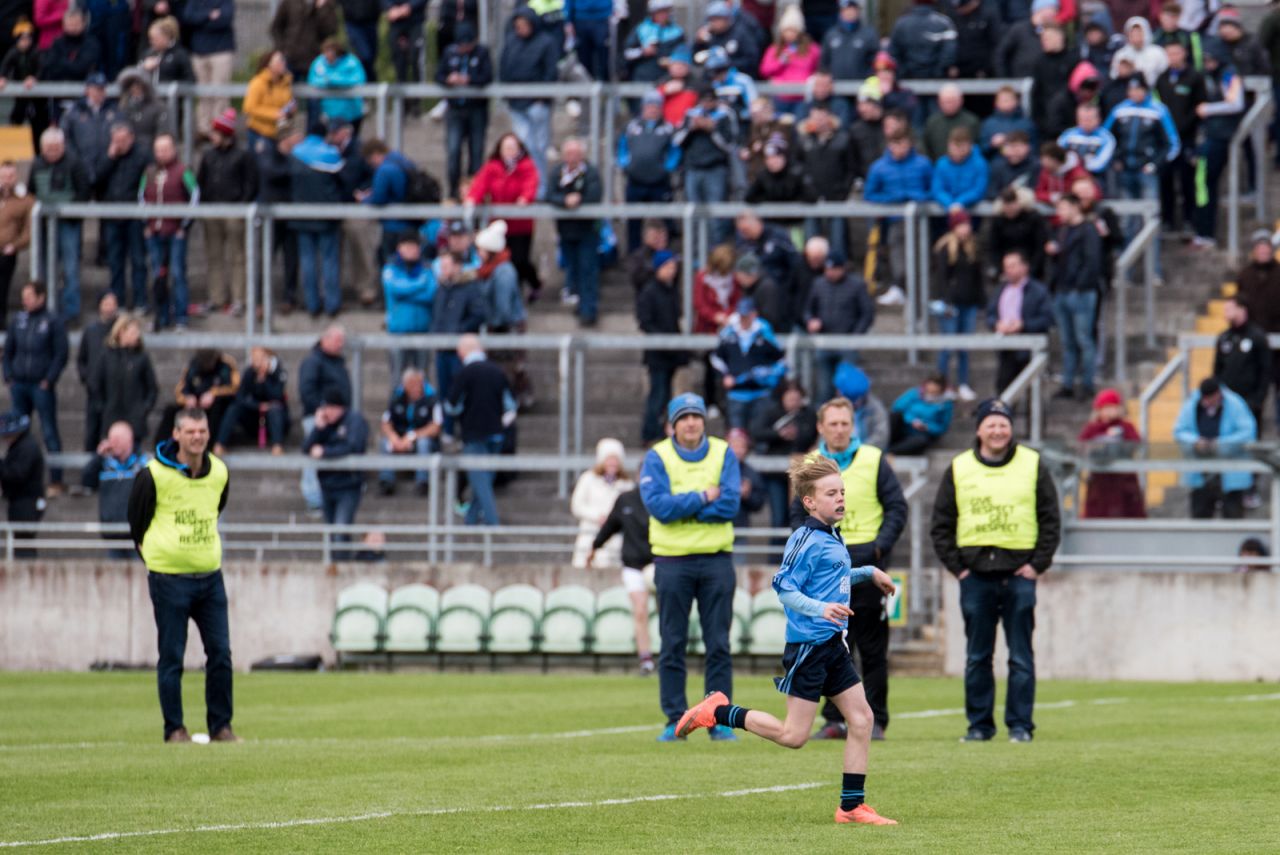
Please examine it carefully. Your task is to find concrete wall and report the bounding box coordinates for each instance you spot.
[941,571,1280,682]
[0,562,775,671]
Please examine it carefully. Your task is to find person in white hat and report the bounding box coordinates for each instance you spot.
[474,220,525,333]
[571,437,634,569]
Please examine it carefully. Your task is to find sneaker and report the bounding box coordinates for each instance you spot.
[1244,491,1263,510]
[876,285,905,306]
[1189,236,1217,250]
[957,383,977,402]
[427,100,447,121]
[211,727,242,743]
[656,724,686,742]
[565,98,583,118]
[959,728,992,743]
[165,727,191,743]
[174,323,190,334]
[707,405,722,420]
[638,656,655,676]
[708,724,738,741]
[813,721,847,740]
[560,288,580,307]
[1008,729,1033,743]
[453,500,472,518]
[378,481,396,497]
[871,723,886,741]
[834,803,898,825]
[675,690,728,737]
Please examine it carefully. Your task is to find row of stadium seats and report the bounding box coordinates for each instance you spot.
[328,583,788,659]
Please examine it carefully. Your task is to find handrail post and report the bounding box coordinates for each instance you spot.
[375,82,390,140]
[1227,121,1242,267]
[681,205,695,334]
[557,336,570,497]
[28,201,40,282]
[603,85,617,204]
[392,89,405,151]
[1114,274,1127,384]
[1271,473,1280,569]
[1144,219,1157,348]
[260,212,274,335]
[45,211,59,317]
[903,203,918,364]
[1180,337,1191,399]
[573,345,585,457]
[444,469,456,562]
[180,88,195,164]
[244,203,258,337]
[588,82,602,178]
[427,453,440,563]
[351,338,364,415]
[1031,355,1043,443]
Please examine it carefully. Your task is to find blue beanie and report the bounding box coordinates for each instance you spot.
[834,363,870,401]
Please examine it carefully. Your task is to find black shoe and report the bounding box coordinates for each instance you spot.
[1008,729,1033,743]
[1052,387,1075,400]
[813,721,847,740]
[871,723,886,741]
[960,728,993,743]
[378,482,395,496]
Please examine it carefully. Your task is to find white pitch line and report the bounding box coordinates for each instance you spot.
[0,783,825,849]
[1221,692,1280,703]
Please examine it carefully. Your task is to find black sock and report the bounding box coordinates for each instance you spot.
[713,704,749,729]
[840,773,866,811]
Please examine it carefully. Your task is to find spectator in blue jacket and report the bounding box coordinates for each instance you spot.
[864,132,932,307]
[820,0,879,81]
[1174,377,1257,519]
[308,38,367,138]
[1103,74,1179,254]
[623,0,686,84]
[979,86,1036,159]
[382,232,436,377]
[931,127,989,212]
[889,375,953,456]
[181,0,236,135]
[693,1,763,76]
[1058,102,1116,176]
[987,250,1055,392]
[710,298,786,431]
[303,386,369,559]
[619,91,680,251]
[565,0,612,81]
[377,367,441,496]
[436,22,493,199]
[359,138,436,262]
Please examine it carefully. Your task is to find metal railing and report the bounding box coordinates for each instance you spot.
[1226,80,1275,267]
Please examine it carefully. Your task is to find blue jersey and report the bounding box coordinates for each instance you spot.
[772,516,874,643]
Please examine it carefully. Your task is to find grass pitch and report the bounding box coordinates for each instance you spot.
[1,672,1278,853]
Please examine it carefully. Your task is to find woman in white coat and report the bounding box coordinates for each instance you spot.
[571,438,633,568]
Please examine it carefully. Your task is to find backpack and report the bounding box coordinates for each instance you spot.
[403,164,441,204]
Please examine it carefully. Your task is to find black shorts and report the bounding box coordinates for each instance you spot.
[773,631,861,703]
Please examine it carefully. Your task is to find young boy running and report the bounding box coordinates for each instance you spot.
[676,455,900,825]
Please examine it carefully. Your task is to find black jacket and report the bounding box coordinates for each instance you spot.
[1155,66,1207,145]
[750,399,818,456]
[1050,220,1104,294]
[303,408,369,492]
[430,280,487,334]
[498,8,559,108]
[932,239,986,308]
[128,441,230,547]
[0,429,44,503]
[949,0,1004,78]
[91,346,158,442]
[848,117,885,180]
[297,344,351,416]
[236,359,289,407]
[741,274,791,336]
[39,33,101,82]
[804,273,875,335]
[594,488,653,570]
[445,356,511,443]
[930,441,1061,576]
[3,307,68,385]
[1031,49,1076,136]
[1214,322,1272,413]
[735,224,798,298]
[98,142,151,203]
[994,20,1042,78]
[435,43,494,109]
[76,316,115,386]
[545,162,603,241]
[198,142,259,203]
[984,208,1049,278]
[636,277,687,369]
[787,446,908,561]
[796,126,856,201]
[745,166,815,219]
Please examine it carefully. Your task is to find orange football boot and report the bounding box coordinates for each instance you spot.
[675,691,729,737]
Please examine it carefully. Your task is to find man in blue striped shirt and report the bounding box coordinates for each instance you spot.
[675,455,899,826]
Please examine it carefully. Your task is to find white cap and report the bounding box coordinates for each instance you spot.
[475,219,508,253]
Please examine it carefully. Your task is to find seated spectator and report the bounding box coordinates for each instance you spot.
[711,297,786,430]
[382,232,435,377]
[637,251,688,444]
[308,37,366,138]
[734,252,789,337]
[304,386,369,558]
[750,378,818,526]
[931,127,988,213]
[922,84,980,162]
[1078,387,1146,519]
[833,362,888,448]
[984,187,1049,280]
[83,420,148,558]
[759,6,820,116]
[1174,377,1256,519]
[797,71,851,126]
[155,349,239,444]
[1235,538,1271,573]
[89,314,157,447]
[805,251,874,403]
[571,437,634,568]
[376,367,441,496]
[214,346,289,456]
[820,0,878,82]
[979,86,1036,160]
[987,250,1055,392]
[933,210,984,402]
[889,374,953,456]
[727,428,766,531]
[986,130,1039,199]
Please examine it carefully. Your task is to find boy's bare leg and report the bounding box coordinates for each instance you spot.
[742,696,821,749]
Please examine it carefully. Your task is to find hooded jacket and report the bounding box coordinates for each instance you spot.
[382,253,436,334]
[820,17,879,80]
[889,4,957,79]
[116,69,170,146]
[1103,91,1180,170]
[498,8,559,109]
[1173,388,1256,492]
[1110,18,1168,86]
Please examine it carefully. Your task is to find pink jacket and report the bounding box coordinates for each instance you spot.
[34,0,68,51]
[759,43,820,102]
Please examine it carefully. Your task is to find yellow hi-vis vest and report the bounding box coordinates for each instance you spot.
[648,436,734,557]
[806,445,883,546]
[140,455,228,574]
[953,445,1040,550]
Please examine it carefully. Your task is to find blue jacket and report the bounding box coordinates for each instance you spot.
[772,516,875,643]
[180,0,236,56]
[639,435,742,529]
[289,135,346,229]
[709,317,786,405]
[1058,125,1117,174]
[931,149,989,210]
[308,53,366,123]
[480,259,526,330]
[622,18,685,83]
[382,254,436,334]
[1103,94,1180,171]
[565,0,612,22]
[863,149,933,207]
[1173,388,1257,492]
[891,387,953,438]
[364,151,418,233]
[985,278,1055,334]
[978,108,1036,158]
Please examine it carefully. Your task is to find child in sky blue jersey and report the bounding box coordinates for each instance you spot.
[675,455,900,826]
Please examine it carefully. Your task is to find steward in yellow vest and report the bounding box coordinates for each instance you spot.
[127,408,238,745]
[928,398,1060,743]
[788,395,906,740]
[639,393,742,738]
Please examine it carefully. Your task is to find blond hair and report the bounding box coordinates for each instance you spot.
[816,396,854,425]
[106,313,143,348]
[789,455,840,500]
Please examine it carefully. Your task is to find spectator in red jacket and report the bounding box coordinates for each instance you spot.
[466,132,542,300]
[1078,387,1146,518]
[694,243,741,416]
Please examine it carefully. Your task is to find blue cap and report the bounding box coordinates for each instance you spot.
[652,249,678,271]
[703,45,730,70]
[668,393,707,425]
[834,363,870,401]
[642,89,665,107]
[737,296,757,315]
[0,412,30,436]
[706,1,732,18]
[86,71,108,88]
[1030,0,1059,12]
[670,44,693,64]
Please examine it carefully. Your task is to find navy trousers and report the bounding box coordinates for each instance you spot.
[654,552,736,725]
